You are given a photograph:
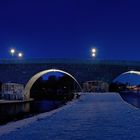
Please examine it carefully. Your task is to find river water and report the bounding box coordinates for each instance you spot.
[1,92,139,125]
[0,100,66,125]
[119,92,140,108]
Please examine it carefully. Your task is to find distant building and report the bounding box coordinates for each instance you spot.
[83,81,109,92]
[1,83,24,100]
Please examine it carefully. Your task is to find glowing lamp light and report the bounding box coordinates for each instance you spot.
[91,47,97,58]
[10,49,15,55]
[92,53,96,57]
[92,48,96,53]
[18,52,23,58]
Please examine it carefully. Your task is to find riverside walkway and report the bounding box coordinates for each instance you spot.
[1,92,140,140]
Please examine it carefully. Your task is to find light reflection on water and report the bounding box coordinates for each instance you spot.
[0,100,66,125]
[110,71,140,108]
[119,92,140,108]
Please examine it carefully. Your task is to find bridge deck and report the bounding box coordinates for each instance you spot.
[1,92,140,140]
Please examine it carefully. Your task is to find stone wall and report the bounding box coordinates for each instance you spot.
[0,59,140,86]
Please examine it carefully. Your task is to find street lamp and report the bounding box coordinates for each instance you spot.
[10,49,15,56]
[91,48,96,58]
[92,48,96,53]
[18,52,23,58]
[92,53,96,57]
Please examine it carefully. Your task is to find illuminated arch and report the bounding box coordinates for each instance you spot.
[23,69,82,100]
[114,70,140,81]
[122,70,140,75]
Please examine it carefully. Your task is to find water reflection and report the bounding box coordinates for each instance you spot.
[0,100,65,125]
[110,71,140,108]
[0,71,78,125]
[120,92,140,108]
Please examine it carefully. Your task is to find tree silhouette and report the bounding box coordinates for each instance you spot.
[30,74,75,101]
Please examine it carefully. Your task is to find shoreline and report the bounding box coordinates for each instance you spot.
[0,95,79,136]
[0,98,34,104]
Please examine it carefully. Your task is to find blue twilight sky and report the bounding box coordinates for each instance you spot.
[42,72,64,80]
[0,0,140,60]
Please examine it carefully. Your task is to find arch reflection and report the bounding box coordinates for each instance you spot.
[111,71,140,93]
[110,71,140,108]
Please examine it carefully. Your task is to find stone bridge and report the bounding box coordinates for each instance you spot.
[0,58,140,85]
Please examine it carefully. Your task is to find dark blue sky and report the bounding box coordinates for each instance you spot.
[0,0,140,60]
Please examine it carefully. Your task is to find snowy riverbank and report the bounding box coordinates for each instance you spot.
[1,92,140,140]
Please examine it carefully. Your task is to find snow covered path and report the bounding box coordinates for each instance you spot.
[1,92,140,140]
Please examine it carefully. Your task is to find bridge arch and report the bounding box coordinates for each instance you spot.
[113,70,140,82]
[23,69,82,100]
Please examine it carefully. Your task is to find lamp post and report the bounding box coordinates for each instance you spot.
[18,52,23,58]
[10,48,24,58]
[92,53,96,57]
[92,48,96,53]
[10,49,15,57]
[91,48,96,58]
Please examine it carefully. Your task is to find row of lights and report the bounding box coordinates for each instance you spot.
[10,47,96,58]
[10,48,23,58]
